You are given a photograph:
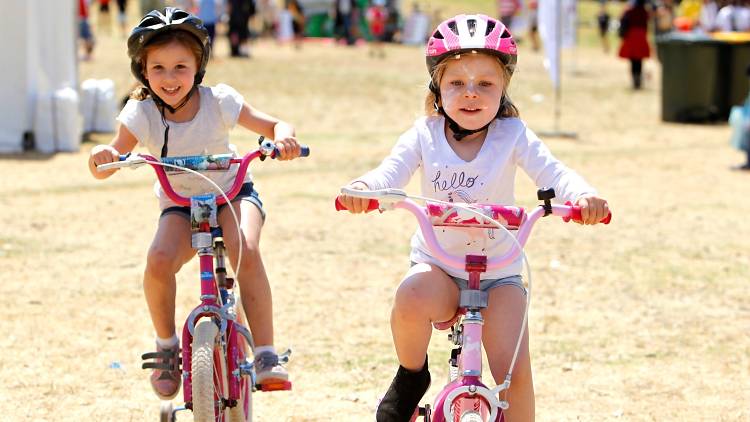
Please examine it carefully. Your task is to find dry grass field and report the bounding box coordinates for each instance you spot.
[1,3,748,421]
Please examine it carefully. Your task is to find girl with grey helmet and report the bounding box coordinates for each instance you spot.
[88,6,303,400]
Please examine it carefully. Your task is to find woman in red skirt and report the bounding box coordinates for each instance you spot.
[618,0,651,89]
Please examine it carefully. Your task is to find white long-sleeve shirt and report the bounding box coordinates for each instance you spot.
[358,115,597,280]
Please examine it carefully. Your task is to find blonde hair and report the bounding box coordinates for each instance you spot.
[129,30,204,101]
[424,54,519,118]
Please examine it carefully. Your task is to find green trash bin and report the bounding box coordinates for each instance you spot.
[723,39,750,110]
[657,33,727,122]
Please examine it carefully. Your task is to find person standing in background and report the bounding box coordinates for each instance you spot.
[699,0,719,32]
[228,0,256,57]
[285,0,306,48]
[334,0,356,45]
[98,0,113,35]
[618,0,651,90]
[79,0,96,61]
[383,0,401,42]
[366,0,388,57]
[497,0,521,28]
[116,0,129,37]
[527,0,540,51]
[140,0,166,15]
[597,0,611,53]
[196,0,224,54]
[654,0,676,35]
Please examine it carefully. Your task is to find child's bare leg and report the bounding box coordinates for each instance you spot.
[220,200,287,383]
[377,263,459,421]
[143,214,193,339]
[219,201,273,347]
[391,263,459,369]
[482,285,534,422]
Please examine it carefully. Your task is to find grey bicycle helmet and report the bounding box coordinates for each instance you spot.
[127,7,211,87]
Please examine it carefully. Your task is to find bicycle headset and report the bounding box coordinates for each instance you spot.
[127,7,211,157]
[425,14,518,141]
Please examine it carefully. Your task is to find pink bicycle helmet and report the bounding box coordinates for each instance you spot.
[426,14,518,76]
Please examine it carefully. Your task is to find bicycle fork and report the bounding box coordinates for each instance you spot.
[430,255,510,422]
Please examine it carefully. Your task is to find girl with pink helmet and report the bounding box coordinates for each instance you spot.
[338,14,610,421]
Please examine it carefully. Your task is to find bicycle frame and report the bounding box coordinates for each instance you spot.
[336,187,610,422]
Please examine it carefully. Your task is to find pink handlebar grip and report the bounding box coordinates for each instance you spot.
[563,201,612,224]
[335,197,379,212]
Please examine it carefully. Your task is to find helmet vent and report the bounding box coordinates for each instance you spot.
[447,21,459,35]
[432,29,444,40]
[467,19,477,36]
[500,28,512,38]
[485,21,496,36]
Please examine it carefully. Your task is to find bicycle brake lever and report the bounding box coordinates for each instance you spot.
[96,155,147,172]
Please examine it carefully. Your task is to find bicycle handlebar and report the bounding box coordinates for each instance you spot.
[97,140,309,206]
[335,188,611,272]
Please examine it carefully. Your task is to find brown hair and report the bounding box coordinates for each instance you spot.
[129,30,205,101]
[424,54,519,119]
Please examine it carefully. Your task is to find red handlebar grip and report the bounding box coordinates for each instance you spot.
[564,202,611,224]
[335,197,379,211]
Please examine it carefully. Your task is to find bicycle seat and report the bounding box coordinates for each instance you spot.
[433,309,466,330]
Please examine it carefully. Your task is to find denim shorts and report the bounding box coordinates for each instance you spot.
[160,182,265,221]
[411,262,527,295]
[450,274,526,296]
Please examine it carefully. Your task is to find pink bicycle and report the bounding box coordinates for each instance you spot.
[336,187,610,421]
[98,139,309,422]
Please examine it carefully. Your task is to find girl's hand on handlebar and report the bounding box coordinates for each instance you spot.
[338,182,373,213]
[575,195,610,225]
[274,136,302,161]
[91,144,120,166]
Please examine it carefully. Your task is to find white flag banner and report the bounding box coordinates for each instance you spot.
[562,0,577,49]
[538,0,560,88]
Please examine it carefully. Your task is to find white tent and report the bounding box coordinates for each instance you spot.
[0,0,80,153]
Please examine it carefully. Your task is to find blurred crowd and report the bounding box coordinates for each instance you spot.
[77,0,451,61]
[647,0,750,34]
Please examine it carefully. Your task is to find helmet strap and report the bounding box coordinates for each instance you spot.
[150,85,197,157]
[441,108,492,141]
[433,93,492,142]
[151,85,196,114]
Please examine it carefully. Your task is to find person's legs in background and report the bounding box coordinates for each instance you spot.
[631,59,643,89]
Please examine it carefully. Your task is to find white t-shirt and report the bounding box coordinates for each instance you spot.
[358,116,597,280]
[117,84,252,209]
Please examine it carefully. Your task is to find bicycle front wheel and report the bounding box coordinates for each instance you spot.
[192,320,226,422]
[451,396,493,422]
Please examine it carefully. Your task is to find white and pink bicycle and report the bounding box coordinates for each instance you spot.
[336,187,610,421]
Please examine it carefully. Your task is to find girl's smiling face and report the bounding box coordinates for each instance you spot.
[438,53,505,131]
[144,40,198,107]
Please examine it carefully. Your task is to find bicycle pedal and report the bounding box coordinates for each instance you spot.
[257,380,292,392]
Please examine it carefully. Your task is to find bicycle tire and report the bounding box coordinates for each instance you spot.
[451,396,492,422]
[192,320,224,422]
